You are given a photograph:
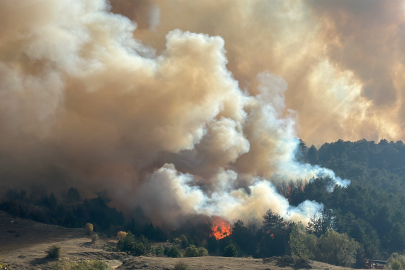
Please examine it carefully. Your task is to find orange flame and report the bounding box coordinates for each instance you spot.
[266,230,274,239]
[210,217,232,240]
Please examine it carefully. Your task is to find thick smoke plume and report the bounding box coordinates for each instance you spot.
[0,0,354,227]
[131,0,405,145]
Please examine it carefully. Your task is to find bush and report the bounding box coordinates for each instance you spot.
[197,247,208,256]
[116,232,151,256]
[164,246,182,258]
[388,253,405,270]
[174,261,189,270]
[85,223,93,236]
[223,244,238,257]
[46,245,62,259]
[116,231,127,239]
[185,245,199,257]
[174,238,182,246]
[155,245,164,257]
[132,242,147,256]
[117,232,135,253]
[91,234,99,243]
[104,242,117,252]
[184,245,208,257]
[391,260,402,270]
[315,230,359,267]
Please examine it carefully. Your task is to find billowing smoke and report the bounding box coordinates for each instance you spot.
[110,0,160,30]
[0,0,354,227]
[130,0,405,145]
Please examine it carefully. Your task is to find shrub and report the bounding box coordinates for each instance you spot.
[116,232,151,256]
[117,231,127,239]
[184,245,207,257]
[388,253,405,270]
[91,234,99,243]
[174,261,189,270]
[46,245,62,259]
[185,245,199,257]
[104,243,117,252]
[132,242,147,256]
[174,238,182,246]
[197,247,208,257]
[391,260,402,270]
[315,230,359,267]
[117,232,135,253]
[155,245,164,257]
[164,246,182,258]
[85,223,93,236]
[223,244,238,257]
[164,246,170,256]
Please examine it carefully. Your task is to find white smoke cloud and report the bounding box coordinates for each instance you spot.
[132,70,350,226]
[134,164,325,227]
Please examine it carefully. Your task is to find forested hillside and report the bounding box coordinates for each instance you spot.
[293,139,405,259]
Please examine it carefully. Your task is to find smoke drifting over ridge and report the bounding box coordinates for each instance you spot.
[0,0,358,227]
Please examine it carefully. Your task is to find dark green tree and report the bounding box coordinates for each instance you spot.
[223,244,238,257]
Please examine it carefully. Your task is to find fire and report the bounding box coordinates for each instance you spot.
[210,217,232,240]
[267,230,275,239]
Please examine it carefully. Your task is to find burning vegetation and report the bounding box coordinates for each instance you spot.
[209,217,232,240]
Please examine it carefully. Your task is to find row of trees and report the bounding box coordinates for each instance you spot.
[217,209,361,267]
[0,187,175,245]
[290,222,359,266]
[111,208,362,267]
